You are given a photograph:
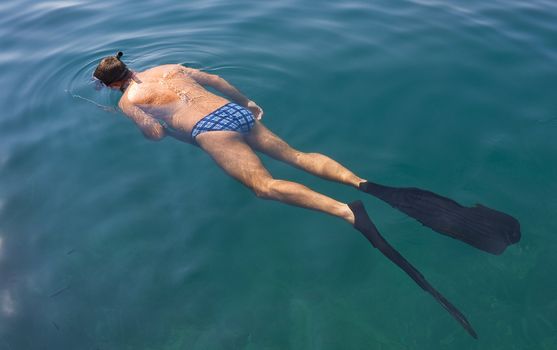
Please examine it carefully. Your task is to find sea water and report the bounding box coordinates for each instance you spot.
[1,0,556,349]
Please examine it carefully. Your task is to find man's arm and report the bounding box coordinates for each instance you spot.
[183,67,264,119]
[184,68,249,105]
[119,101,166,141]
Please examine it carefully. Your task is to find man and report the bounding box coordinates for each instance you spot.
[92,52,520,338]
[94,51,364,225]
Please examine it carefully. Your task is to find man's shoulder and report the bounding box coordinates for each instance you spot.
[119,78,151,108]
[117,95,130,111]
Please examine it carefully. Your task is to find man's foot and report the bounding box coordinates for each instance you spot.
[339,203,356,225]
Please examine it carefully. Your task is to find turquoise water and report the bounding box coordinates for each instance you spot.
[1,0,556,348]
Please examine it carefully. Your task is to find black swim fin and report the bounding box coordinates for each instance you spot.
[359,181,520,255]
[348,200,478,339]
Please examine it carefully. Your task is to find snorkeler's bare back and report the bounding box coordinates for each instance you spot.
[119,64,230,137]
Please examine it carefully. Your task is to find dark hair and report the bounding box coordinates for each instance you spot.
[93,51,129,85]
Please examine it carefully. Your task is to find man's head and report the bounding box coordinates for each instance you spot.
[93,51,130,87]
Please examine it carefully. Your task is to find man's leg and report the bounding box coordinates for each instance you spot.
[244,122,365,188]
[195,131,355,224]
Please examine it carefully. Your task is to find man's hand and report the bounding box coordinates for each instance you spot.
[247,100,264,120]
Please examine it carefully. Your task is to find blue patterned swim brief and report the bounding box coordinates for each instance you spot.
[191,102,256,139]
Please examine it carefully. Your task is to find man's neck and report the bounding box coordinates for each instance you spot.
[119,71,133,92]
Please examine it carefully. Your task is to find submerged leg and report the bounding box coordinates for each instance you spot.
[244,122,365,188]
[195,131,355,223]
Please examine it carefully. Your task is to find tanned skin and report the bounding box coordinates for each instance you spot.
[110,64,364,224]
